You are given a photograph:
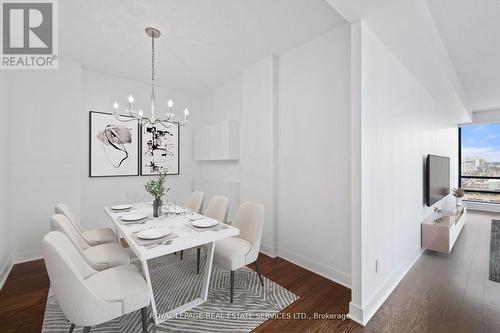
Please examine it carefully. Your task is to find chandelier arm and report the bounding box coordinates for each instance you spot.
[114,114,139,123]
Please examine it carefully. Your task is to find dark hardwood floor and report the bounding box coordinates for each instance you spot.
[1,210,500,332]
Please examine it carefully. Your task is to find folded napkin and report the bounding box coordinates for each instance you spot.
[131,229,178,247]
[185,222,228,233]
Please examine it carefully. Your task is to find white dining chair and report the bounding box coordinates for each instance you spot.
[55,203,116,246]
[50,214,130,271]
[194,195,230,274]
[185,191,204,214]
[214,201,264,303]
[204,195,230,223]
[177,191,205,260]
[192,195,229,274]
[42,231,150,333]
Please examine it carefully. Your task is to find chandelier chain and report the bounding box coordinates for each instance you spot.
[151,33,155,83]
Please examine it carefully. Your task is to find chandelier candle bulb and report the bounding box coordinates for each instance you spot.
[184,108,189,120]
[167,99,174,108]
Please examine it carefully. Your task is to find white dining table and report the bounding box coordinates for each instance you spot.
[104,202,239,325]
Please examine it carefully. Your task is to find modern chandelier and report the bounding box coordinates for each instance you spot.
[112,27,189,127]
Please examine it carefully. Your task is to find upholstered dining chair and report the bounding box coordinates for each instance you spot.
[42,231,150,333]
[214,201,265,303]
[50,214,130,271]
[55,203,116,246]
[194,195,230,274]
[177,191,205,260]
[185,191,205,214]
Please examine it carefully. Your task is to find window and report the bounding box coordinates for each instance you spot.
[459,124,500,204]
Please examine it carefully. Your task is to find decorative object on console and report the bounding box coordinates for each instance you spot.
[145,169,169,217]
[422,204,466,254]
[452,187,465,206]
[141,122,179,175]
[89,111,139,177]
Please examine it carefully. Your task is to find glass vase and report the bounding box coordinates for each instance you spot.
[153,198,163,217]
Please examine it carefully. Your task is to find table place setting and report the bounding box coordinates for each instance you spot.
[118,213,151,225]
[130,226,179,248]
[185,218,229,232]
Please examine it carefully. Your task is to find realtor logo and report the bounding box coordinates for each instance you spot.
[1,0,58,69]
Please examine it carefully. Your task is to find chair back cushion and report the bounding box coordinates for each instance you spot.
[232,202,264,264]
[186,191,205,213]
[51,214,91,250]
[204,195,229,223]
[42,231,121,326]
[55,203,85,233]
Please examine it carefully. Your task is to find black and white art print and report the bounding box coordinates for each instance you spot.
[89,111,139,177]
[141,122,179,175]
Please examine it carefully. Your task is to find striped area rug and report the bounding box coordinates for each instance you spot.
[42,249,298,332]
[490,220,500,283]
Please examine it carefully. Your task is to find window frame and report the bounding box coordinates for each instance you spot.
[459,126,500,194]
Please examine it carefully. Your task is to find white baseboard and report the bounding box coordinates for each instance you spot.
[349,249,424,325]
[465,201,500,213]
[277,247,351,288]
[14,249,43,264]
[348,302,365,326]
[260,243,278,258]
[0,256,14,290]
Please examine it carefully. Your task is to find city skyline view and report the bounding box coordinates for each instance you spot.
[461,123,500,202]
[461,123,500,163]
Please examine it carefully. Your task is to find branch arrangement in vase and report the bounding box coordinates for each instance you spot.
[145,169,169,217]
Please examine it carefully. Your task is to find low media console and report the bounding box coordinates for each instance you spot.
[421,204,466,253]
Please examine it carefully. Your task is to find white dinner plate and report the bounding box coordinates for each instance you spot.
[137,227,170,240]
[111,204,133,211]
[192,219,218,228]
[121,213,148,221]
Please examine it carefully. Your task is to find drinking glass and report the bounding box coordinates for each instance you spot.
[161,204,169,218]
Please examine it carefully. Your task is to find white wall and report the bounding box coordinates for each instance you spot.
[197,77,242,220]
[0,72,13,287]
[8,61,83,262]
[349,21,464,324]
[81,71,201,229]
[327,0,471,120]
[198,58,280,254]
[240,56,279,256]
[4,63,201,261]
[277,25,351,286]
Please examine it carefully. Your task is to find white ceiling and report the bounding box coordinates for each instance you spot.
[426,0,500,112]
[59,0,345,95]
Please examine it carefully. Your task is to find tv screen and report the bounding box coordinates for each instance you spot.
[426,154,450,207]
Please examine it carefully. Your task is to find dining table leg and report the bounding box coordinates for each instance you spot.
[113,225,121,243]
[141,259,160,324]
[200,242,215,301]
[138,243,215,325]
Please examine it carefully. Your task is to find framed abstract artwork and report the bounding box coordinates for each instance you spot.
[89,111,140,177]
[141,122,180,175]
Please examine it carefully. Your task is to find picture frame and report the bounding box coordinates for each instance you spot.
[89,111,140,177]
[140,122,180,176]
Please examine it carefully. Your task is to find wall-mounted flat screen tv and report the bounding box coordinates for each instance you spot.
[426,154,450,207]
